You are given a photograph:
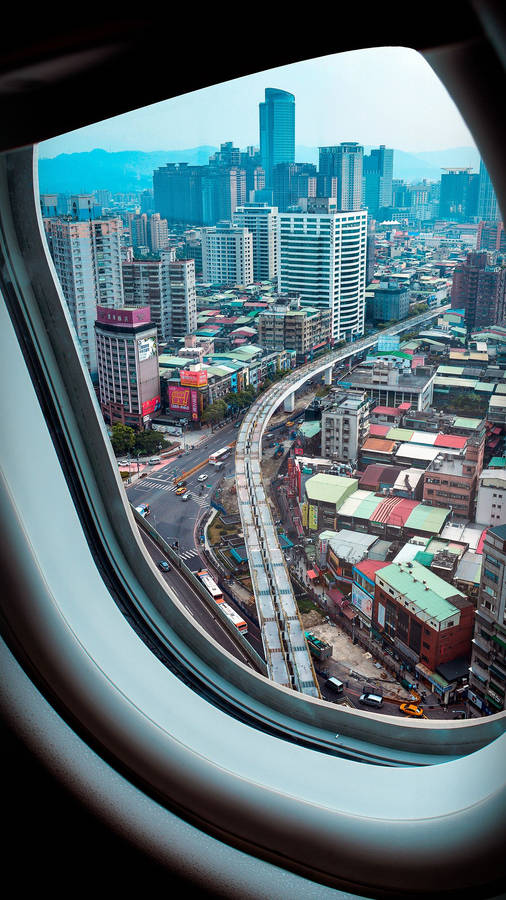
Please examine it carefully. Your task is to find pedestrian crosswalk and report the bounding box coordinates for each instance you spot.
[178,547,200,561]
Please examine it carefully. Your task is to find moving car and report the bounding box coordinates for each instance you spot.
[399,703,424,718]
[176,480,187,488]
[181,492,190,501]
[158,561,171,572]
[175,486,186,495]
[198,473,208,482]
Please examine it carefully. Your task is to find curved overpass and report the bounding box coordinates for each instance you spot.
[235,306,449,695]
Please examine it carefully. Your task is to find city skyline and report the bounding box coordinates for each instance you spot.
[39,47,477,159]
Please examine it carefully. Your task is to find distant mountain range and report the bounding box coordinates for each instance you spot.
[38,145,481,194]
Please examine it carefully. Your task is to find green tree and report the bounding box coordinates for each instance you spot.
[134,431,170,455]
[202,399,227,425]
[111,422,135,456]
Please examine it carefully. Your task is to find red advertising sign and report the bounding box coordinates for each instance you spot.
[294,447,303,455]
[191,388,199,421]
[168,385,191,412]
[180,368,208,387]
[142,395,161,416]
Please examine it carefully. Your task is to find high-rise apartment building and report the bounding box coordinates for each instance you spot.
[44,217,124,376]
[468,525,506,715]
[363,145,394,218]
[277,205,367,341]
[477,221,505,253]
[95,306,161,430]
[319,143,364,211]
[259,88,295,187]
[272,163,317,212]
[129,212,149,250]
[153,163,205,225]
[202,166,247,224]
[478,159,502,222]
[233,203,279,280]
[201,221,253,287]
[122,258,169,341]
[149,213,170,253]
[439,168,479,220]
[161,255,197,338]
[451,250,506,330]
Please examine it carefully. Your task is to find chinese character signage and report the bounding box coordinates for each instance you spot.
[180,368,208,387]
[141,395,161,416]
[137,336,157,361]
[168,385,191,412]
[308,504,318,531]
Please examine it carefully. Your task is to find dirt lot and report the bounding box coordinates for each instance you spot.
[307,622,412,700]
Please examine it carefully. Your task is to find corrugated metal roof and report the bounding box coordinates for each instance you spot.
[385,427,413,442]
[405,504,450,534]
[305,473,358,505]
[378,560,464,621]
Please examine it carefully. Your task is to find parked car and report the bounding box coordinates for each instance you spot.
[158,561,171,573]
[359,693,383,708]
[399,703,424,718]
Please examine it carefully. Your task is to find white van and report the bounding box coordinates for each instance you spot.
[149,457,161,465]
[325,677,344,695]
[359,693,383,708]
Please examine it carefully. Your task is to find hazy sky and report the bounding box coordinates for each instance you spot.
[40,47,477,158]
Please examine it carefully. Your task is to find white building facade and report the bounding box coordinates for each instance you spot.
[44,217,124,376]
[233,203,278,281]
[201,221,254,286]
[277,208,367,341]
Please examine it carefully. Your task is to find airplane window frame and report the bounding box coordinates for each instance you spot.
[1,17,506,899]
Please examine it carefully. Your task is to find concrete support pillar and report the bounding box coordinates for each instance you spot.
[283,392,295,412]
[324,365,333,385]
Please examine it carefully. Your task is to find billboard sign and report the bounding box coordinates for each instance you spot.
[180,368,208,387]
[142,395,161,416]
[168,385,191,412]
[351,583,373,620]
[137,336,157,362]
[191,388,199,421]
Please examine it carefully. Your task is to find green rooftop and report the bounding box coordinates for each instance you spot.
[453,417,482,429]
[378,560,465,623]
[305,474,357,507]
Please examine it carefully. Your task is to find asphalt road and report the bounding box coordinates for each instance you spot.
[139,527,260,671]
[126,421,239,572]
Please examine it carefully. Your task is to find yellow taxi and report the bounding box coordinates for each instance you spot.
[175,486,187,495]
[399,703,424,718]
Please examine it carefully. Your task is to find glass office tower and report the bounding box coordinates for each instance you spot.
[259,88,295,187]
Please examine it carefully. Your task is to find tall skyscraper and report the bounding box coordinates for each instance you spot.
[153,163,205,225]
[201,166,247,224]
[439,168,479,220]
[363,145,393,218]
[319,143,364,211]
[259,88,295,188]
[95,306,160,430]
[233,203,279,280]
[451,250,506,330]
[44,217,124,376]
[278,204,367,341]
[478,159,502,222]
[272,162,317,212]
[202,221,253,286]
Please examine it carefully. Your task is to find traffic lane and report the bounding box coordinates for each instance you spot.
[140,530,258,670]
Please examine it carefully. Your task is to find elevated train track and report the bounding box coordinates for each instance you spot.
[236,305,451,696]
